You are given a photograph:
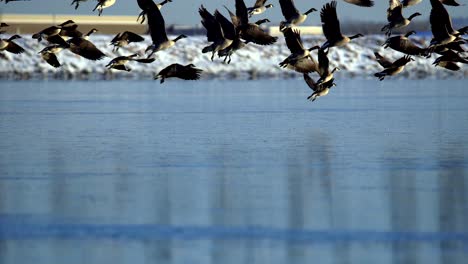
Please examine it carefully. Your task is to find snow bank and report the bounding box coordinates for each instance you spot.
[0,34,466,80]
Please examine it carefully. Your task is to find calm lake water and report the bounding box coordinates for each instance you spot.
[1,79,467,263]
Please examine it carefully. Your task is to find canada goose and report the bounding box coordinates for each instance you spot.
[433,61,460,71]
[401,0,422,7]
[234,0,277,45]
[0,35,25,54]
[303,73,336,102]
[383,31,430,57]
[154,64,203,83]
[93,0,116,16]
[279,0,317,31]
[382,0,421,37]
[428,0,465,48]
[32,20,76,43]
[67,29,106,60]
[279,28,319,73]
[247,0,274,17]
[374,53,413,81]
[433,50,468,65]
[316,48,340,85]
[320,1,364,50]
[145,2,187,57]
[71,0,88,9]
[38,44,64,68]
[342,0,374,7]
[216,6,247,64]
[199,6,234,61]
[106,54,155,71]
[110,31,145,52]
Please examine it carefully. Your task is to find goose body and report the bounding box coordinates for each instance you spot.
[374,53,413,81]
[303,73,336,102]
[154,64,203,83]
[279,28,319,73]
[93,0,116,16]
[428,0,461,48]
[39,44,65,68]
[320,1,363,50]
[66,29,106,60]
[382,0,421,36]
[0,35,25,54]
[106,54,155,71]
[32,20,76,43]
[279,0,317,31]
[383,31,430,57]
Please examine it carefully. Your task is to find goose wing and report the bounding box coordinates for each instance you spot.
[179,64,203,80]
[293,58,318,73]
[429,0,455,36]
[5,41,25,54]
[137,0,157,10]
[283,28,304,53]
[224,6,241,29]
[68,38,105,60]
[387,0,404,23]
[122,31,145,42]
[147,3,169,45]
[200,6,225,42]
[303,73,318,91]
[394,38,428,56]
[374,52,393,68]
[254,0,267,8]
[321,1,343,43]
[317,48,330,75]
[279,0,300,21]
[343,0,374,7]
[242,24,277,45]
[392,55,412,67]
[41,52,61,68]
[215,10,236,40]
[235,0,249,26]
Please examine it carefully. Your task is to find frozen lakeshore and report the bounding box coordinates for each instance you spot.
[0,34,466,80]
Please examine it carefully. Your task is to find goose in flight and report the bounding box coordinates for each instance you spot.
[428,0,465,48]
[217,6,247,64]
[0,35,25,54]
[67,28,106,60]
[234,0,277,46]
[154,64,203,83]
[38,44,64,68]
[383,31,430,57]
[320,1,363,50]
[247,0,274,17]
[382,0,421,37]
[137,0,173,24]
[279,0,317,31]
[32,20,77,43]
[303,73,336,102]
[316,48,340,86]
[106,54,155,71]
[199,5,235,61]
[279,28,319,74]
[110,31,145,52]
[145,1,187,57]
[374,53,413,81]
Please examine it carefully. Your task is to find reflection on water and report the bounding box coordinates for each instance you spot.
[1,79,468,263]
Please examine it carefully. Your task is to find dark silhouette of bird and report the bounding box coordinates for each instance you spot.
[0,35,25,54]
[316,48,340,85]
[383,31,430,57]
[71,0,89,9]
[234,0,277,45]
[93,0,116,16]
[279,0,317,31]
[342,0,374,7]
[303,73,336,102]
[279,28,319,73]
[382,0,421,37]
[199,5,235,61]
[374,53,414,81]
[247,0,274,17]
[154,63,203,83]
[66,28,106,61]
[110,31,145,52]
[106,54,155,71]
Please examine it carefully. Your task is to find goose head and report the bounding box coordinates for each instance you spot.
[8,35,21,41]
[265,4,274,9]
[350,33,364,40]
[408,13,421,21]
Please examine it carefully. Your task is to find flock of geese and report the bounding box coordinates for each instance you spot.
[0,0,467,101]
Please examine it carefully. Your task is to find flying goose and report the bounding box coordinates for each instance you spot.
[383,31,430,57]
[71,0,89,9]
[38,44,64,68]
[303,73,336,102]
[342,0,374,7]
[145,1,187,57]
[93,0,116,16]
[0,35,25,54]
[428,0,465,48]
[154,64,203,83]
[199,6,234,61]
[106,54,155,71]
[234,0,277,46]
[67,29,106,60]
[217,6,247,64]
[279,28,319,73]
[374,53,413,81]
[382,0,421,37]
[32,20,76,43]
[279,0,317,31]
[110,31,145,52]
[320,1,364,50]
[247,0,274,17]
[316,48,340,85]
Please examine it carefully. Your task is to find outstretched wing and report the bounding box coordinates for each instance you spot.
[321,1,343,42]
[283,28,304,54]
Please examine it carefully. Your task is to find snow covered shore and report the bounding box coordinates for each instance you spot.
[0,34,466,80]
